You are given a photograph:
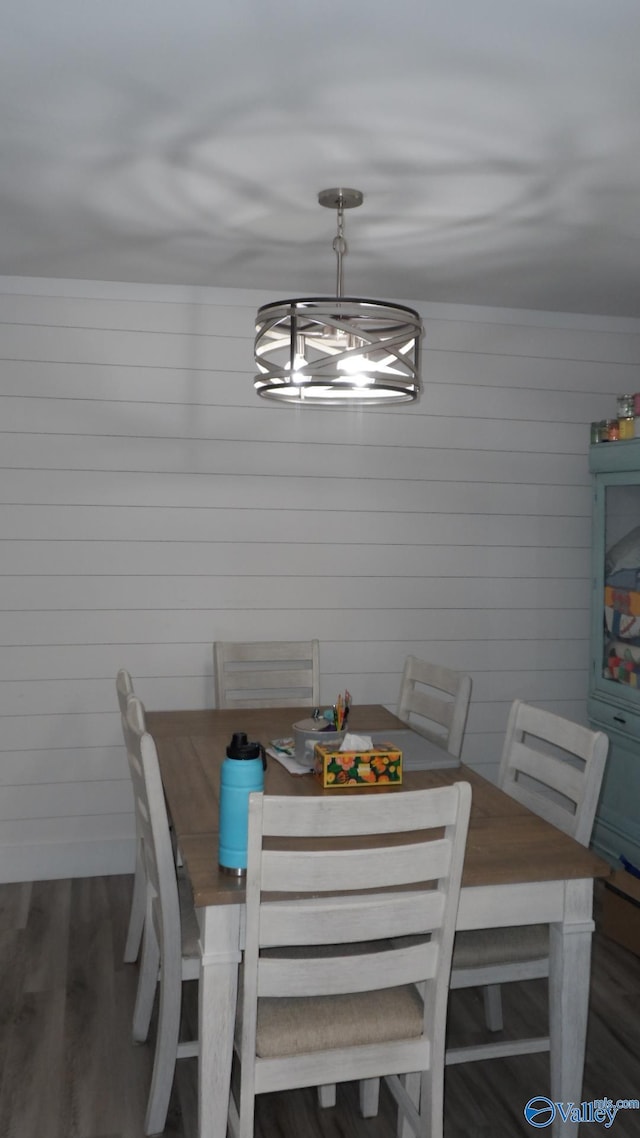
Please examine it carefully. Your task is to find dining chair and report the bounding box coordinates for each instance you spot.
[121,695,199,1135]
[397,656,472,759]
[213,639,320,708]
[227,781,472,1138]
[116,668,148,965]
[447,698,609,1064]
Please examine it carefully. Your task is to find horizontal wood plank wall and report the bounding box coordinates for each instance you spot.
[1,276,638,881]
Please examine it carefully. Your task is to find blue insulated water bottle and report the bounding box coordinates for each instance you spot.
[218,732,266,876]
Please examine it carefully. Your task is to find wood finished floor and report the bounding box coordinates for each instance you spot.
[1,875,639,1138]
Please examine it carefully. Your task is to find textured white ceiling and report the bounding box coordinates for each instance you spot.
[3,0,640,316]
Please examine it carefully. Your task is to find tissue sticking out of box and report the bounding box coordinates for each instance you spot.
[340,733,373,752]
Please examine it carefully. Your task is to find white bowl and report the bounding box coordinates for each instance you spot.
[293,719,346,760]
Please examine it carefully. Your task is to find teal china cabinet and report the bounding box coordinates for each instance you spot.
[589,438,640,866]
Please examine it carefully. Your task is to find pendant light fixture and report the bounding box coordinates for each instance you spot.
[254,188,423,405]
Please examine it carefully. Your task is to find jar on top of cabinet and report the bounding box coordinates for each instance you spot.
[606,419,620,441]
[617,394,635,420]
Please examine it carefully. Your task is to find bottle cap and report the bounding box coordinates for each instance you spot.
[226,732,262,760]
[226,733,267,769]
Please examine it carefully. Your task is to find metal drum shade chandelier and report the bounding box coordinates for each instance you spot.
[254,188,423,405]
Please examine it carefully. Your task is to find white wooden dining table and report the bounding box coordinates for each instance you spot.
[147,704,611,1138]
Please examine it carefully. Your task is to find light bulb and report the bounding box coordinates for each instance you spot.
[337,352,372,387]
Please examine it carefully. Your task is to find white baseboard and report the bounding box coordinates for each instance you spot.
[0,836,137,883]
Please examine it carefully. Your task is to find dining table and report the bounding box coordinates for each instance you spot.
[146,703,611,1138]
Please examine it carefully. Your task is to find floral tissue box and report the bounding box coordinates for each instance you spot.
[313,742,402,788]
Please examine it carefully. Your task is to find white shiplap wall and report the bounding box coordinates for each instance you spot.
[1,275,638,882]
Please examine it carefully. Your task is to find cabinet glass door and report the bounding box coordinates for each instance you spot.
[601,482,640,692]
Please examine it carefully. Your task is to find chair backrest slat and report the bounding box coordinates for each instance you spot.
[261,782,459,837]
[260,837,454,896]
[258,941,441,999]
[258,890,446,948]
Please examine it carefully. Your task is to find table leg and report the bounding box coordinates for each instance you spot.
[198,903,242,1138]
[548,879,594,1138]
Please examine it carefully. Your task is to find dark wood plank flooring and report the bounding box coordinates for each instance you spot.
[1,876,639,1137]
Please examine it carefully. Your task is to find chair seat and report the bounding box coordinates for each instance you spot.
[255,984,424,1058]
[452,923,549,968]
[238,939,398,1056]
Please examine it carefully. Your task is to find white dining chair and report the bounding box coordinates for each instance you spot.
[397,656,472,758]
[121,696,199,1135]
[447,698,609,1064]
[213,639,320,708]
[227,782,471,1138]
[116,668,147,965]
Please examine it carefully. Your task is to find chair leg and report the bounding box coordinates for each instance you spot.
[359,1077,380,1118]
[483,983,504,1032]
[133,913,160,1043]
[124,842,146,963]
[144,954,182,1136]
[238,1065,257,1138]
[397,1072,422,1138]
[317,1084,336,1108]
